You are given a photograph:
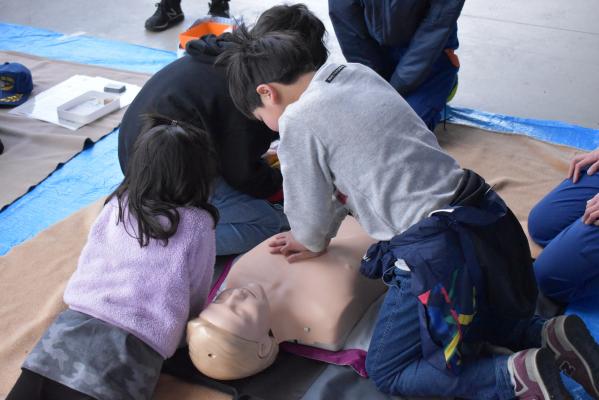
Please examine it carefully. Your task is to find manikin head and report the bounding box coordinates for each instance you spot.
[187,283,278,380]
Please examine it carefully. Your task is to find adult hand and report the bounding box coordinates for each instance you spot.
[568,148,599,183]
[268,231,325,263]
[583,193,599,225]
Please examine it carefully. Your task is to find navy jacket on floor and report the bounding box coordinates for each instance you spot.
[361,170,538,371]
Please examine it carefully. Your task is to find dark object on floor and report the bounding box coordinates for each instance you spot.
[0,138,4,155]
[209,0,230,18]
[162,346,327,400]
[103,83,126,93]
[145,0,185,32]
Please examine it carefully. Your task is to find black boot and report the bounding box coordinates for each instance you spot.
[145,0,185,32]
[208,0,230,18]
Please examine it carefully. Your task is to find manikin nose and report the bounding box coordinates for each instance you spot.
[225,288,250,303]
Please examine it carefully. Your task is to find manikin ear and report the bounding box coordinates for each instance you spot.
[256,83,279,106]
[257,336,277,359]
[257,336,273,359]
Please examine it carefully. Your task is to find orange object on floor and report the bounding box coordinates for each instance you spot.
[178,17,236,50]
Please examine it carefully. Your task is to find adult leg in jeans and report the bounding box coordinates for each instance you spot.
[403,50,459,131]
[528,173,599,247]
[211,179,289,255]
[365,268,515,399]
[534,218,599,304]
[528,172,599,303]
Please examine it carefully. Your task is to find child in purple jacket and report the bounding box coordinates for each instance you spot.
[7,114,219,400]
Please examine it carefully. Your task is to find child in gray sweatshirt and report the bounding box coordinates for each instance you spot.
[218,26,599,400]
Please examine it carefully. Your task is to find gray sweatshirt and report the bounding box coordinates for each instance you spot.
[278,63,464,252]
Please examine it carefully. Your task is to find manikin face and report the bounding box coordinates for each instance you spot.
[188,283,277,380]
[200,283,272,343]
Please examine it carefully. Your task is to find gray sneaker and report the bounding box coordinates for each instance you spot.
[509,348,573,399]
[542,315,599,399]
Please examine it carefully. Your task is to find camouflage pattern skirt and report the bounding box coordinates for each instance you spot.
[22,309,162,400]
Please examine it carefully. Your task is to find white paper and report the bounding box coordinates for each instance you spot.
[9,75,141,130]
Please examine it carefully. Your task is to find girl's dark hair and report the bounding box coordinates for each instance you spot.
[106,114,219,247]
[217,26,316,119]
[251,4,328,68]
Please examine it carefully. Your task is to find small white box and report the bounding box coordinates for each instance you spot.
[57,90,120,125]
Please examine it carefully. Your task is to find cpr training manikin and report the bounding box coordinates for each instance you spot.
[187,217,387,380]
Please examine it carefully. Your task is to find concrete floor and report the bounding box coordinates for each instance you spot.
[1,0,599,129]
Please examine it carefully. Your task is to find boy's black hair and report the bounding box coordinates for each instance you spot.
[106,114,219,247]
[251,3,328,68]
[217,26,316,119]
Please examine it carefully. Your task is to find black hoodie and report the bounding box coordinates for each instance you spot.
[118,35,282,199]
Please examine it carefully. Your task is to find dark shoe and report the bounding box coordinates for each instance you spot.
[509,348,573,399]
[145,1,184,32]
[543,315,599,398]
[208,0,230,18]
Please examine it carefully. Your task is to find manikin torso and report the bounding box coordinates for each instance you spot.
[224,216,386,351]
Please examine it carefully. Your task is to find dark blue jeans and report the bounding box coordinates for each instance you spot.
[211,179,288,255]
[528,172,599,304]
[401,50,459,131]
[366,268,544,399]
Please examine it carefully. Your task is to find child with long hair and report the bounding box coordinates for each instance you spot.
[7,114,219,400]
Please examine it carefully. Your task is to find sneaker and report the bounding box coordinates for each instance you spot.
[208,0,230,18]
[542,315,599,398]
[509,348,573,399]
[145,1,184,32]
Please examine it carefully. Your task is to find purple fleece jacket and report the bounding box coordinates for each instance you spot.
[64,197,215,359]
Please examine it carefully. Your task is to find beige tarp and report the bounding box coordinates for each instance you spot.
[0,122,583,398]
[0,51,149,208]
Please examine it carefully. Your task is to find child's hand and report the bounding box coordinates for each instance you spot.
[568,148,599,183]
[583,193,599,225]
[268,231,325,263]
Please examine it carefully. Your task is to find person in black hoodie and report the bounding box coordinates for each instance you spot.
[118,4,328,256]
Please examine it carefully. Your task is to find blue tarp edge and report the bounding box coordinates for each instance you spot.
[446,105,599,151]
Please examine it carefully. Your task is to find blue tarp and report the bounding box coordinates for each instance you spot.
[446,106,599,152]
[0,22,176,74]
[0,22,597,399]
[0,131,123,255]
[0,23,175,256]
